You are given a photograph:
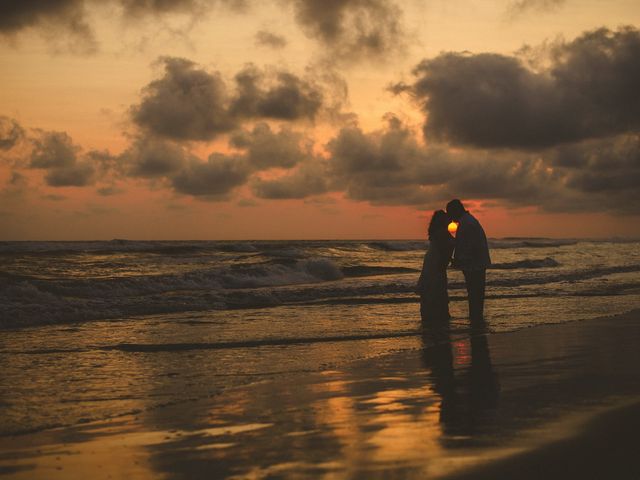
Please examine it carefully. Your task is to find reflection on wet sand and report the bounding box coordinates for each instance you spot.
[2,312,640,479]
[421,327,500,444]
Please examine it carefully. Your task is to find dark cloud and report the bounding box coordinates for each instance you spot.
[0,1,79,34]
[30,131,79,168]
[255,30,287,49]
[230,122,309,169]
[0,0,96,53]
[0,117,25,151]
[132,58,327,141]
[171,153,250,198]
[251,160,328,199]
[28,130,95,186]
[551,134,640,213]
[118,0,206,16]
[119,0,249,16]
[290,0,405,61]
[0,171,28,200]
[327,116,451,204]
[0,0,409,60]
[319,116,636,213]
[10,112,640,213]
[401,27,640,149]
[120,135,191,177]
[230,65,323,121]
[0,1,249,53]
[118,135,250,199]
[45,161,95,186]
[131,57,235,141]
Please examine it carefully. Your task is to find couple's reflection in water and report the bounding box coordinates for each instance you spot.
[421,318,500,440]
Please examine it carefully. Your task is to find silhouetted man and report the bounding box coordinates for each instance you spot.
[446,199,491,326]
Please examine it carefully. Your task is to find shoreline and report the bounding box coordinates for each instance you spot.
[441,399,640,479]
[1,309,640,478]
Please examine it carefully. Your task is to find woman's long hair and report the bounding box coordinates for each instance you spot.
[428,210,450,240]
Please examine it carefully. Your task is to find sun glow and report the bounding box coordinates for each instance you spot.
[448,222,458,236]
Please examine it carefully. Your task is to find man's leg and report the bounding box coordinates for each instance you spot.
[463,269,486,325]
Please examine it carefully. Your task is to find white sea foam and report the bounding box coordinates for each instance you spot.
[1,240,639,328]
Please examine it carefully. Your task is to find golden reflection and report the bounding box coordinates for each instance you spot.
[421,329,499,439]
[0,421,273,480]
[305,364,449,474]
[453,339,471,367]
[365,390,445,467]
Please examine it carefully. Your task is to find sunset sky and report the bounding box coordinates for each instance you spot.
[1,0,639,240]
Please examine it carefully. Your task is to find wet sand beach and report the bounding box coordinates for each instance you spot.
[1,310,640,479]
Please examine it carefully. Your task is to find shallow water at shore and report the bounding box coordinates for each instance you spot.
[1,238,639,438]
[1,311,639,479]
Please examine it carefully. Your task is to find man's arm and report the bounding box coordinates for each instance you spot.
[452,221,472,268]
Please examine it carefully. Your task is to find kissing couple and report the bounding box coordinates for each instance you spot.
[416,199,491,329]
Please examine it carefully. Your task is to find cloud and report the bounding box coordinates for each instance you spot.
[290,0,405,61]
[131,57,235,141]
[0,1,250,53]
[132,58,328,141]
[255,30,287,49]
[229,65,323,121]
[45,161,95,186]
[550,134,640,213]
[1,1,407,61]
[119,132,250,199]
[230,122,309,169]
[171,153,250,198]
[0,1,80,34]
[251,160,328,199]
[506,0,566,18]
[0,116,25,151]
[30,131,79,168]
[120,135,191,177]
[327,116,452,205]
[118,0,249,16]
[119,121,317,200]
[0,0,96,53]
[28,130,95,186]
[400,27,640,149]
[0,171,29,200]
[319,116,638,214]
[10,111,640,214]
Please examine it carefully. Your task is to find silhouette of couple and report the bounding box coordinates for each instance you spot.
[417,199,491,329]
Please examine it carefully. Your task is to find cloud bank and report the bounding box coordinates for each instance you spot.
[290,0,405,61]
[0,0,407,61]
[131,58,327,141]
[29,131,95,186]
[0,116,24,151]
[3,26,639,217]
[397,27,640,149]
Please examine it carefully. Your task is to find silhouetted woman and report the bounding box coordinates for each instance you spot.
[417,210,455,325]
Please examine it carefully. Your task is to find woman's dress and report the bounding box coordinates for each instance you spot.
[417,229,454,323]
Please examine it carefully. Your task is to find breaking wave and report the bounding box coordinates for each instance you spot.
[491,257,560,269]
[489,238,578,249]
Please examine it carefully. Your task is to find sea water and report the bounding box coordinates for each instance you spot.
[1,238,639,435]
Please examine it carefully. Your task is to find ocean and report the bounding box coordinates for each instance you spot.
[1,238,639,436]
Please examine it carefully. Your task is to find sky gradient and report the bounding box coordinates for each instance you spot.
[1,0,639,240]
